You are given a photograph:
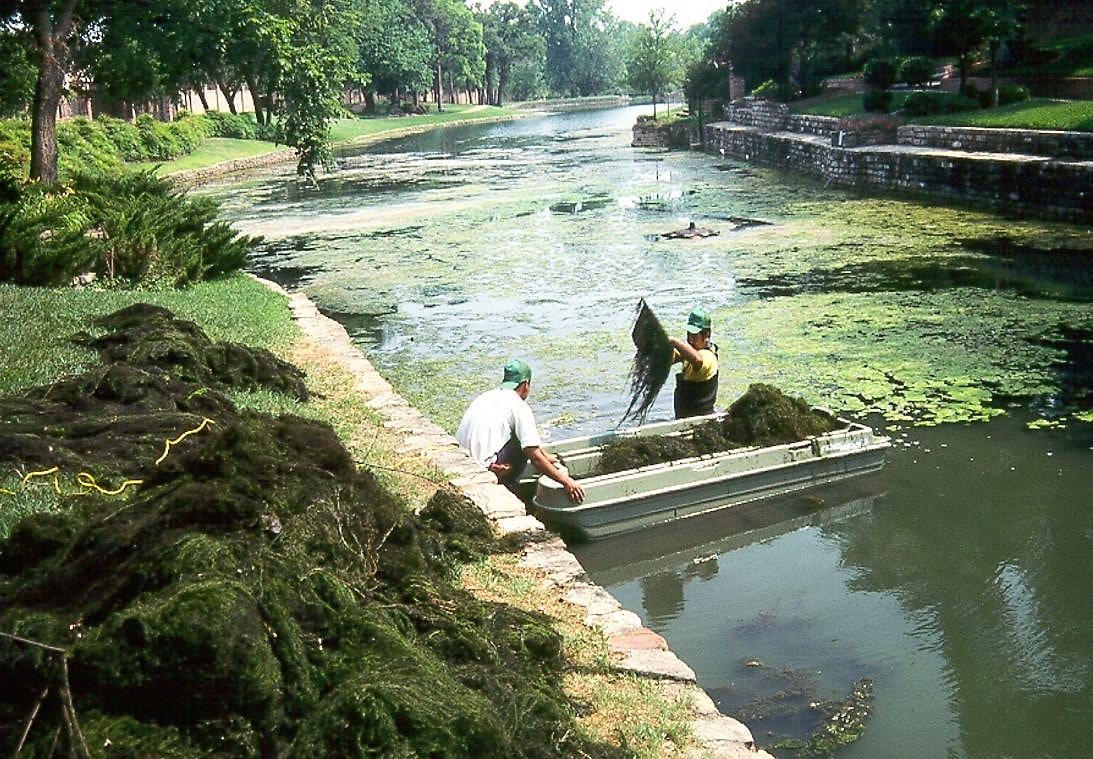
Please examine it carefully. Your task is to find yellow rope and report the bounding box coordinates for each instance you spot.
[155,417,216,466]
[2,418,215,499]
[21,466,59,485]
[75,472,144,496]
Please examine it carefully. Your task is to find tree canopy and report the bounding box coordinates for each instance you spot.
[0,0,1052,183]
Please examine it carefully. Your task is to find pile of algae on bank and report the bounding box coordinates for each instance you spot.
[593,384,839,476]
[0,304,632,757]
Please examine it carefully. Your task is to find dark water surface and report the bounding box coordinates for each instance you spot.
[209,106,1092,756]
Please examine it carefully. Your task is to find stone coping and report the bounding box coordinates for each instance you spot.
[259,276,770,758]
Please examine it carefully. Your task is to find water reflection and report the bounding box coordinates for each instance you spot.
[578,416,1091,758]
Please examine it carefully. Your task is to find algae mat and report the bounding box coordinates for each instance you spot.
[0,305,624,757]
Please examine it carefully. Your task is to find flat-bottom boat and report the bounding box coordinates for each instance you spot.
[531,414,890,541]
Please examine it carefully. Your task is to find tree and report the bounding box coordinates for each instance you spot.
[356,0,432,109]
[0,20,36,117]
[478,1,540,106]
[0,0,103,183]
[627,9,682,119]
[280,0,360,177]
[718,0,863,100]
[933,0,1023,102]
[407,0,484,111]
[865,0,938,57]
[530,0,624,97]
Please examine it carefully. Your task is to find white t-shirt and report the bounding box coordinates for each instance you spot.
[455,387,542,466]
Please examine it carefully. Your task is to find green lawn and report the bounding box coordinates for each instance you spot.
[0,274,296,395]
[909,98,1093,131]
[133,137,285,172]
[139,104,525,174]
[791,93,1093,131]
[328,103,523,144]
[791,92,912,117]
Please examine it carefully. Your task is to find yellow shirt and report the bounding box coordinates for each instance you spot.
[673,346,718,382]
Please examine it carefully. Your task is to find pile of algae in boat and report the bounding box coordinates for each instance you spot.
[0,305,624,757]
[593,383,839,476]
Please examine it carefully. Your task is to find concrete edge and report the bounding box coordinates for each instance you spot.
[258,276,771,758]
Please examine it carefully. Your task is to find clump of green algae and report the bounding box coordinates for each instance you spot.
[0,305,623,757]
[593,383,839,476]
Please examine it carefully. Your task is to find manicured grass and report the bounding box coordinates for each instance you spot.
[0,274,297,395]
[909,98,1093,131]
[139,104,525,175]
[132,137,284,172]
[327,103,524,143]
[792,92,913,117]
[791,92,1093,131]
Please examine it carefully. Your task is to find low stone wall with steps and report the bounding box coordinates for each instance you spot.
[897,124,1093,160]
[262,277,771,759]
[704,122,1093,223]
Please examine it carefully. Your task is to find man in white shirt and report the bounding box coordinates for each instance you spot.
[456,359,584,503]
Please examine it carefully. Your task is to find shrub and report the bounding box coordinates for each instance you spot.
[57,117,123,175]
[0,181,97,285]
[133,114,207,162]
[863,59,897,91]
[70,170,256,284]
[203,110,259,140]
[96,116,148,161]
[904,91,980,117]
[0,120,30,179]
[752,79,794,102]
[863,89,893,113]
[0,170,256,286]
[898,56,935,87]
[997,84,1030,107]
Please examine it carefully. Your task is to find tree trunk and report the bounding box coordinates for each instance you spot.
[196,86,211,112]
[28,0,80,184]
[220,80,240,115]
[434,62,443,112]
[497,72,508,107]
[989,39,1000,107]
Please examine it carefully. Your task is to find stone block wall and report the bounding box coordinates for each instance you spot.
[786,114,839,138]
[704,122,1093,222]
[725,98,788,131]
[631,120,691,148]
[897,125,1093,159]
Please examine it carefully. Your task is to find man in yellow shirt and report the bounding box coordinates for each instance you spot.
[669,308,719,418]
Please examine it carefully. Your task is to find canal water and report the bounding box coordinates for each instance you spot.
[208,106,1092,757]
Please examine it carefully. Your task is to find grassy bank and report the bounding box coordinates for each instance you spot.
[792,92,1093,131]
[0,275,699,757]
[138,104,525,175]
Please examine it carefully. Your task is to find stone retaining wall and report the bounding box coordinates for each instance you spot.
[725,99,789,132]
[787,114,839,138]
[264,277,771,759]
[631,120,692,148]
[897,124,1093,159]
[704,123,1093,222]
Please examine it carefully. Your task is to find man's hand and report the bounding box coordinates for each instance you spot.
[488,461,512,480]
[562,476,585,504]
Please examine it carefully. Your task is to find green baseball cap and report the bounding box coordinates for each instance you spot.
[685,308,711,334]
[500,358,532,390]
